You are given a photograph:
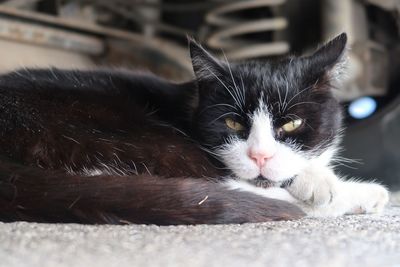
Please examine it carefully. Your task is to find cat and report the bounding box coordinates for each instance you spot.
[0,33,389,225]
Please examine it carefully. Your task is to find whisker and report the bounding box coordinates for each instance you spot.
[330,162,359,169]
[210,111,242,125]
[276,86,283,114]
[199,103,238,115]
[239,74,246,104]
[205,67,243,111]
[197,146,223,162]
[286,79,319,107]
[331,156,362,164]
[284,114,315,131]
[222,52,245,107]
[282,77,290,113]
[287,101,320,110]
[155,122,189,137]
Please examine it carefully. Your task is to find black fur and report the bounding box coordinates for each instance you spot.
[0,33,347,225]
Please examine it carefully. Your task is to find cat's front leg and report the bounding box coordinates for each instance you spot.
[303,179,390,217]
[285,164,390,216]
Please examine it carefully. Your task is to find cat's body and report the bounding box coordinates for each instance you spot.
[0,33,389,225]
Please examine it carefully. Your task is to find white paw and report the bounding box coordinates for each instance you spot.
[347,183,389,214]
[286,165,338,206]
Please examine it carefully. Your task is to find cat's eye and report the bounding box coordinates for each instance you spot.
[225,118,245,131]
[280,119,303,133]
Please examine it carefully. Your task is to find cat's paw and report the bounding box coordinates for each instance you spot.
[286,165,338,206]
[347,183,389,214]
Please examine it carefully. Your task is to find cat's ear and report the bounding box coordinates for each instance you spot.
[307,33,348,79]
[188,38,226,81]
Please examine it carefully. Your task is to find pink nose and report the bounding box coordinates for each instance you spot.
[248,151,274,168]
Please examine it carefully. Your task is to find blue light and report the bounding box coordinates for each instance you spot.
[348,96,377,119]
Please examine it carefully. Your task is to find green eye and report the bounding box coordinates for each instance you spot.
[280,119,303,133]
[225,118,245,131]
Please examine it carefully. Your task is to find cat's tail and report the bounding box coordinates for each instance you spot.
[0,158,305,225]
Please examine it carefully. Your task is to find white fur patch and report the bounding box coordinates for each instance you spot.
[226,180,297,203]
[247,108,277,158]
[310,146,337,167]
[217,105,309,182]
[66,165,133,177]
[81,168,106,176]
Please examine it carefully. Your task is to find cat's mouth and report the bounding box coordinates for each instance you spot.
[248,175,295,189]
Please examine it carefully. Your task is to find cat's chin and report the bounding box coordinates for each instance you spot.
[247,175,294,189]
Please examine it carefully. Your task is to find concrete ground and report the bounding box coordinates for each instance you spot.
[1,201,400,267]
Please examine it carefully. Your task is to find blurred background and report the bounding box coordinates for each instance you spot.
[0,0,398,189]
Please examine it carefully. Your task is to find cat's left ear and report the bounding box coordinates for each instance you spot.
[307,32,348,79]
[188,38,226,81]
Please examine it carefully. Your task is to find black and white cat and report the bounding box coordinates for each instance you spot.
[190,32,388,217]
[0,33,389,225]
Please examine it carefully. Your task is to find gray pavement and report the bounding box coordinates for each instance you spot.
[1,204,400,267]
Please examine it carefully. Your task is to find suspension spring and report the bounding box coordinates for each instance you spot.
[204,0,289,60]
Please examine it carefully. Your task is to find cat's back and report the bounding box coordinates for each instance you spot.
[0,68,216,178]
[0,68,178,130]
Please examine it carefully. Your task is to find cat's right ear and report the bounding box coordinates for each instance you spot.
[307,33,348,79]
[188,38,226,81]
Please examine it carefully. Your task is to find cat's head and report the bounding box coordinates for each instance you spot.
[189,33,347,184]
